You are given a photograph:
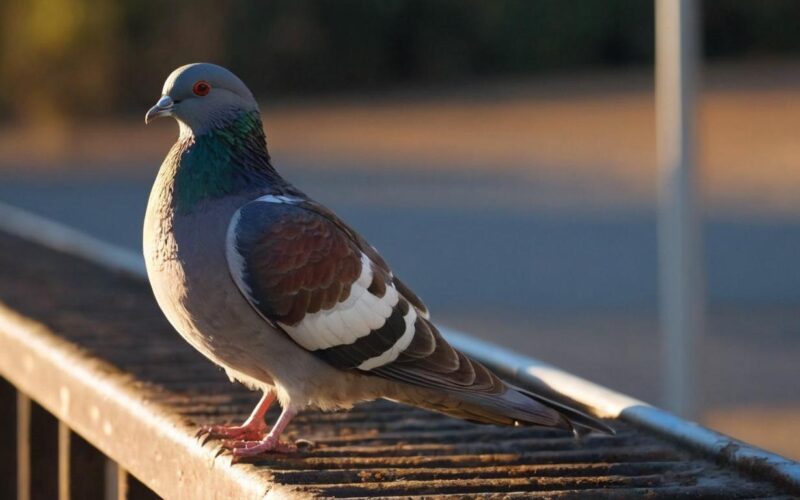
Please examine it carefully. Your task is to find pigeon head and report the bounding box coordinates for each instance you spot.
[145,63,258,136]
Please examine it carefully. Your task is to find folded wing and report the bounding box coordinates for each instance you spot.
[226,194,612,433]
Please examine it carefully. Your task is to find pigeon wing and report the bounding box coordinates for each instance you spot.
[226,195,612,432]
[227,195,502,390]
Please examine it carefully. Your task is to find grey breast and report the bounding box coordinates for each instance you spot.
[145,192,265,364]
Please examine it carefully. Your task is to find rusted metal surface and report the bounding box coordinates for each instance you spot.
[0,228,797,498]
[446,331,800,493]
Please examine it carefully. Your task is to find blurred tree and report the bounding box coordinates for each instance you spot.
[703,0,800,58]
[0,0,121,125]
[1,0,799,123]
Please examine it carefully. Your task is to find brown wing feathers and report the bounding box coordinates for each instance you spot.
[235,199,522,391]
[230,197,613,433]
[241,206,361,325]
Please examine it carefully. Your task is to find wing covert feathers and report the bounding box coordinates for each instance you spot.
[227,195,612,434]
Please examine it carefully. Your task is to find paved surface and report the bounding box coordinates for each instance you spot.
[0,171,798,311]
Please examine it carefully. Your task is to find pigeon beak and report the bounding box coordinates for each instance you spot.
[145,95,175,124]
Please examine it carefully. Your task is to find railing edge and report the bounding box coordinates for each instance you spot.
[0,304,280,498]
[0,201,798,494]
[444,329,800,493]
[0,298,275,499]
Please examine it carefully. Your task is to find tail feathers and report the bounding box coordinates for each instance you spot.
[444,385,615,436]
[517,386,616,436]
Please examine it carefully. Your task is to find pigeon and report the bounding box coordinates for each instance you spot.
[144,63,612,457]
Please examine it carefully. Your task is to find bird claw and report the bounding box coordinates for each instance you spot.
[224,435,297,459]
[195,421,269,443]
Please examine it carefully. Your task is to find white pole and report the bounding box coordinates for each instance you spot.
[655,0,704,420]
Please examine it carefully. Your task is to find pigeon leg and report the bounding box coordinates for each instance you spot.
[196,391,275,441]
[226,405,298,457]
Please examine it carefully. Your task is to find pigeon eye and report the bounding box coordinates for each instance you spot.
[192,81,211,96]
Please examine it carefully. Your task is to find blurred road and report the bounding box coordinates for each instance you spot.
[1,169,799,311]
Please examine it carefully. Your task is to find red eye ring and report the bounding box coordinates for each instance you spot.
[193,81,211,96]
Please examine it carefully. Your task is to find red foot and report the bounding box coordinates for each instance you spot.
[224,435,297,458]
[196,420,269,442]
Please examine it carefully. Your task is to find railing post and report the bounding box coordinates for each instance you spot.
[105,460,126,500]
[59,422,106,500]
[17,394,59,500]
[655,0,704,420]
[105,460,160,500]
[58,422,70,500]
[16,393,31,500]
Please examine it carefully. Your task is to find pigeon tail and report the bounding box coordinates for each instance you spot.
[437,383,615,436]
[515,385,616,436]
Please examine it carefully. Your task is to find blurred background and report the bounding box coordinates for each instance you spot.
[0,0,797,458]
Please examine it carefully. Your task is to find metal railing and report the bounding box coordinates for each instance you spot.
[7,389,158,500]
[0,203,798,499]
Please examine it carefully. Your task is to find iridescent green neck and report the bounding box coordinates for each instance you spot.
[169,110,283,213]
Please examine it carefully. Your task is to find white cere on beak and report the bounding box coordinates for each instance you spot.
[156,95,173,108]
[145,95,176,124]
